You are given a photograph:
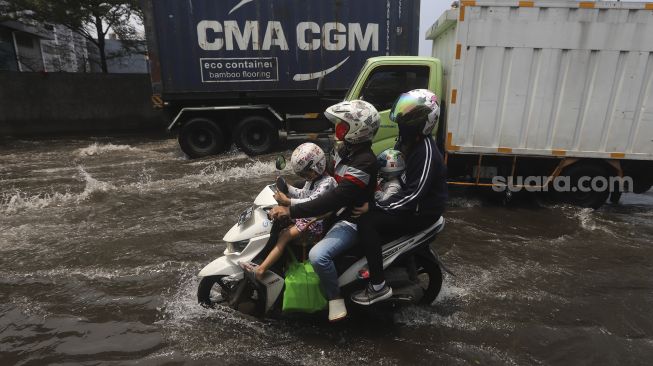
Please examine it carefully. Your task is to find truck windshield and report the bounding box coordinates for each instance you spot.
[344,64,367,101]
[358,65,430,111]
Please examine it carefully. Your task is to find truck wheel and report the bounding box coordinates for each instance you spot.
[233,116,278,156]
[631,175,653,194]
[556,162,610,209]
[609,191,622,204]
[178,118,226,158]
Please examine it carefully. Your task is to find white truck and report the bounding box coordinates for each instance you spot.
[428,0,653,207]
[339,0,653,208]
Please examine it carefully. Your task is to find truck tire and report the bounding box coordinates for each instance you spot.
[233,116,278,156]
[556,162,610,209]
[178,118,227,158]
[631,175,653,194]
[609,191,622,204]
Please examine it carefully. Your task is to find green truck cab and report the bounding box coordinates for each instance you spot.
[342,56,444,154]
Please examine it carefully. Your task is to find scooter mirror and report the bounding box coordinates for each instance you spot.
[275,155,286,170]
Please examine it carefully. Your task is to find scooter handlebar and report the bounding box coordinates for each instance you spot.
[275,176,289,195]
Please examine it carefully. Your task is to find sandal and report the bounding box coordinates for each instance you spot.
[239,261,266,282]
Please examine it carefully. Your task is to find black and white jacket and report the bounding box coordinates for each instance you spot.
[374,136,447,217]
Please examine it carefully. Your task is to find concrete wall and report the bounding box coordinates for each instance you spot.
[0,72,166,136]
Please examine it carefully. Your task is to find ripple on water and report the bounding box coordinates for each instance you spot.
[0,159,282,215]
[75,142,142,157]
[0,166,113,214]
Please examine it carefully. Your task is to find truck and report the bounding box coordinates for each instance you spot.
[350,0,653,208]
[141,0,420,157]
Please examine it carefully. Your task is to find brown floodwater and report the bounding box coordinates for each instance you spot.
[1,137,652,365]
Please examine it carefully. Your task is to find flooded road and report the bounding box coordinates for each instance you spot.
[1,137,653,365]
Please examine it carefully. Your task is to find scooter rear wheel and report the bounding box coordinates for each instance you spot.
[416,256,443,305]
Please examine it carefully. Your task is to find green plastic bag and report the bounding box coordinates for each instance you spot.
[282,250,327,313]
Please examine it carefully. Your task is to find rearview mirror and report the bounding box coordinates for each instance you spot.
[275,155,286,170]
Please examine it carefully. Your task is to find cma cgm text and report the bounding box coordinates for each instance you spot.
[197,20,379,51]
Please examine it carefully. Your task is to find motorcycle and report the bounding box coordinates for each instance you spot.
[197,156,447,317]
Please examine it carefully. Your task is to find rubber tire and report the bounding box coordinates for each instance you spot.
[632,176,653,194]
[416,256,443,305]
[197,275,225,308]
[198,275,265,316]
[233,116,278,156]
[557,162,610,209]
[609,190,622,204]
[179,118,226,158]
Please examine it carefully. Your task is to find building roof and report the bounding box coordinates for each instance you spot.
[0,20,54,39]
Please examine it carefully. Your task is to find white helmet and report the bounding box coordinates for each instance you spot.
[324,100,380,144]
[377,149,406,178]
[290,142,326,176]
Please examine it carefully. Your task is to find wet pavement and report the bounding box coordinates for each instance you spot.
[1,137,652,365]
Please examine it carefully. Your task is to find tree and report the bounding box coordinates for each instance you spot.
[2,0,142,73]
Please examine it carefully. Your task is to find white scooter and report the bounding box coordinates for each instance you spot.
[197,156,447,317]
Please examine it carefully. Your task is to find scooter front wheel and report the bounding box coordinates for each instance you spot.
[197,275,265,316]
[197,275,228,308]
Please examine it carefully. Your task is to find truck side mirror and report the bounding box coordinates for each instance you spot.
[316,76,325,95]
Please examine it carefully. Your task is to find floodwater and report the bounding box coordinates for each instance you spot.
[1,137,652,365]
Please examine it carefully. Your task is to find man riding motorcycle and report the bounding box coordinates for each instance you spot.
[270,99,380,321]
[350,89,448,306]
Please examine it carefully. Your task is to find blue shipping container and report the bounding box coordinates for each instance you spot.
[148,0,420,95]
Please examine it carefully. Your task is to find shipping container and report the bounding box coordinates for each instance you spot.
[141,0,420,157]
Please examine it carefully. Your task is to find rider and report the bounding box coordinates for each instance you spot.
[270,100,380,321]
[252,143,336,281]
[350,89,448,305]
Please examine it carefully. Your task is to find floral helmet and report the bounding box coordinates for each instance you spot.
[377,148,406,178]
[290,142,326,176]
[324,100,380,144]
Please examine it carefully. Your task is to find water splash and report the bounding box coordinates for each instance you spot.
[135,166,154,193]
[0,261,194,282]
[573,208,616,236]
[1,166,113,214]
[1,159,280,215]
[75,142,141,157]
[448,196,482,208]
[125,160,283,192]
[159,268,271,335]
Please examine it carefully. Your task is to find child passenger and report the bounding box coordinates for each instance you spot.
[254,142,336,280]
[374,149,406,203]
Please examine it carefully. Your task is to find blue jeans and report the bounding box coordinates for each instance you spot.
[308,221,357,300]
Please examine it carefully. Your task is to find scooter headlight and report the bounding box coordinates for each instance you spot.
[227,240,249,253]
